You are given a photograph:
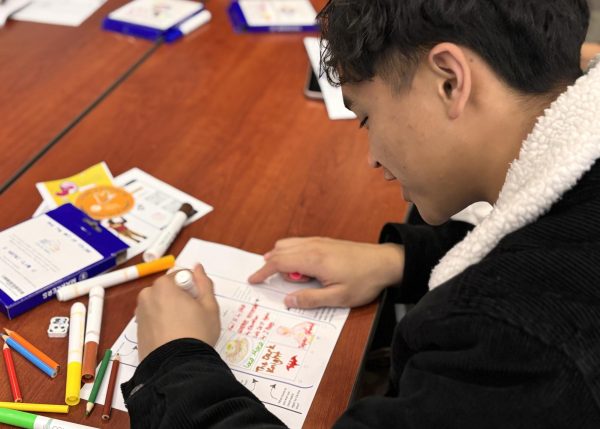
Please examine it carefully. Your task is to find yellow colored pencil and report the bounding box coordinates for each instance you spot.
[0,402,68,413]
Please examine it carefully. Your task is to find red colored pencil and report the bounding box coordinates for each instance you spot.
[101,354,120,421]
[3,343,22,403]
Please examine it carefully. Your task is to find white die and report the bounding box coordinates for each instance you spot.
[47,317,69,338]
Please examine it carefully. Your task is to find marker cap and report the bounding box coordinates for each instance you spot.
[174,270,198,298]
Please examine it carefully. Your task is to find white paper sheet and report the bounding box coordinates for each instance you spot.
[0,0,31,26]
[12,0,106,26]
[239,0,316,27]
[106,0,203,31]
[303,36,356,121]
[82,238,350,429]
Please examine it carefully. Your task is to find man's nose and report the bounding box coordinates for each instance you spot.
[367,151,381,168]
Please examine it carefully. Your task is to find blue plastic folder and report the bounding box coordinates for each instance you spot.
[102,0,205,42]
[228,0,318,33]
[0,204,128,319]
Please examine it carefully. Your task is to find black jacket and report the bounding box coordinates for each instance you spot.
[123,162,600,428]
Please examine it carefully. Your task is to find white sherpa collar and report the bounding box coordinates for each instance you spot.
[429,56,600,289]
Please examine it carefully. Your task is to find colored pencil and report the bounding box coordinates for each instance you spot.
[101,354,120,421]
[2,343,22,402]
[1,335,56,378]
[4,329,59,371]
[85,349,112,417]
[0,402,68,413]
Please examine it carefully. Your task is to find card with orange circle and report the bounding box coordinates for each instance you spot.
[75,185,135,220]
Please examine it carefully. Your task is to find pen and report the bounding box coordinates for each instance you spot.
[56,255,175,301]
[165,10,212,43]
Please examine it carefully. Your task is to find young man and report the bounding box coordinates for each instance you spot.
[125,0,600,427]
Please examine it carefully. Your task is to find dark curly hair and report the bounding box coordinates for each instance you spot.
[318,0,590,94]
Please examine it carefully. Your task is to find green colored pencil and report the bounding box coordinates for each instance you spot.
[85,349,112,417]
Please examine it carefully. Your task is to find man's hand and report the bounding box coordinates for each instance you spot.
[135,264,220,361]
[248,237,405,309]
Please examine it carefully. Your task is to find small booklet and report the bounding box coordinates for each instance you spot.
[103,0,205,41]
[0,204,128,319]
[228,0,318,33]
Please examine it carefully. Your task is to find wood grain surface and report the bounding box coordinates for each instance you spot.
[0,0,153,186]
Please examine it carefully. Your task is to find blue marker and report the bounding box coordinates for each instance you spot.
[165,9,212,43]
[2,335,57,378]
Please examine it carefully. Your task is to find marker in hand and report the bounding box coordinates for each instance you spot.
[174,269,198,299]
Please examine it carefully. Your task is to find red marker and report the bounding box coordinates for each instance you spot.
[285,272,313,282]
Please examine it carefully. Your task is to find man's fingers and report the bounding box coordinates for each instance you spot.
[284,285,348,309]
[250,246,322,284]
[193,264,215,301]
[248,263,279,284]
[273,237,321,249]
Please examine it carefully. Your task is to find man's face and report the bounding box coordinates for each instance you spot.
[342,65,485,225]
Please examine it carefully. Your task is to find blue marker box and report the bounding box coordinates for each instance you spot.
[102,0,205,42]
[0,204,128,319]
[228,0,319,33]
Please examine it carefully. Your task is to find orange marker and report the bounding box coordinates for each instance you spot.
[56,255,175,301]
[3,329,59,372]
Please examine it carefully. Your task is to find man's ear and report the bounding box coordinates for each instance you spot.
[427,43,472,119]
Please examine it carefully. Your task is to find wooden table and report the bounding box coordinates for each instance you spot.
[0,0,154,189]
[0,1,407,427]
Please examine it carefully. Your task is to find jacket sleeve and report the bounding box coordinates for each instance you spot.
[334,309,593,428]
[379,220,473,303]
[122,339,286,429]
[124,312,593,429]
